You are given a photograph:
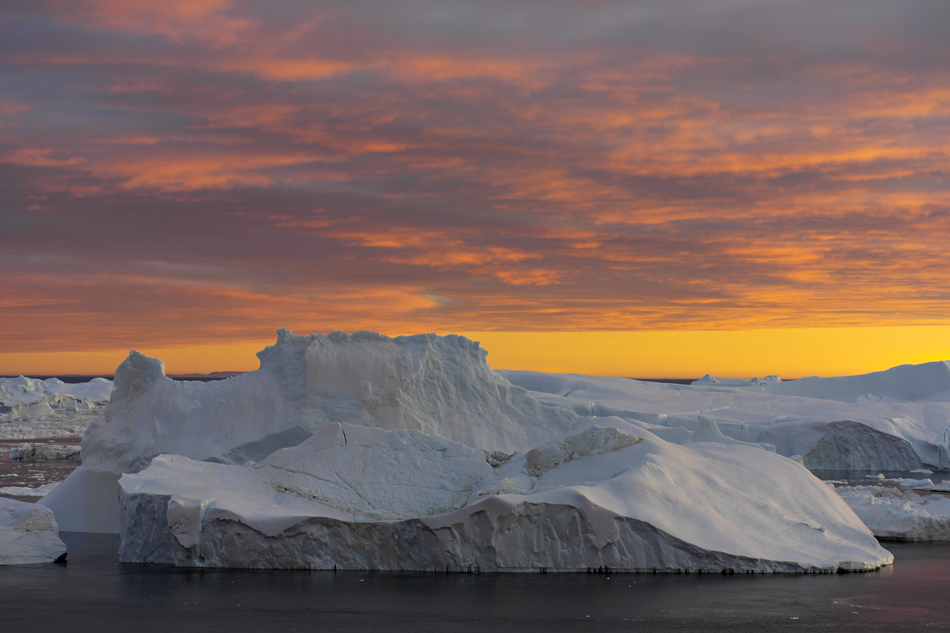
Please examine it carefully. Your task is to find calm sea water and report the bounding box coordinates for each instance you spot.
[1,534,949,632]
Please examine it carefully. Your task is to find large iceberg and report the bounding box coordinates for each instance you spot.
[43,329,893,572]
[501,363,950,471]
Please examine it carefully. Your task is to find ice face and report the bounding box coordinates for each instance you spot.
[253,423,496,520]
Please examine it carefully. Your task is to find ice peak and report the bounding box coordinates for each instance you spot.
[108,350,167,407]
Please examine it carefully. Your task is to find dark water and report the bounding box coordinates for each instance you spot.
[2,535,949,632]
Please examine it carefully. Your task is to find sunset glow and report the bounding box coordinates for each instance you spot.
[2,1,949,377]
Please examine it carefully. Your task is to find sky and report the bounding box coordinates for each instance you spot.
[2,0,950,377]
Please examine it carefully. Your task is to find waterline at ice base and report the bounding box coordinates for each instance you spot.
[46,328,950,571]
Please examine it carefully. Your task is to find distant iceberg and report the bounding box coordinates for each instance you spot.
[0,375,113,409]
[37,330,894,572]
[502,362,950,471]
[836,485,950,541]
[0,376,112,441]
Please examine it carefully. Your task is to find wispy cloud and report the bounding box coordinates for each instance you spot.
[1,0,949,351]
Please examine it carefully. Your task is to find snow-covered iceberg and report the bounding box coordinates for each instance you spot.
[43,329,894,572]
[0,376,112,410]
[501,362,950,471]
[0,376,111,441]
[0,497,67,565]
[117,420,890,572]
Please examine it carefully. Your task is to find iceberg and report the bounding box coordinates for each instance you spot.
[0,376,112,442]
[0,483,61,498]
[43,330,893,571]
[10,444,81,461]
[501,362,950,471]
[0,376,113,409]
[0,497,67,565]
[836,485,950,541]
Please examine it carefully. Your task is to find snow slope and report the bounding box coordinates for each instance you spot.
[118,420,891,572]
[500,363,950,471]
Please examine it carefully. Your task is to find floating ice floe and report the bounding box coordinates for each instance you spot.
[501,361,950,471]
[0,497,67,564]
[0,482,61,498]
[42,329,892,572]
[896,478,935,489]
[837,486,950,540]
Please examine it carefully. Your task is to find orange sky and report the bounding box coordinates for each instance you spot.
[2,1,950,377]
[2,327,950,380]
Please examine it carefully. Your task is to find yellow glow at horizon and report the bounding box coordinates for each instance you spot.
[461,327,950,379]
[1,326,949,379]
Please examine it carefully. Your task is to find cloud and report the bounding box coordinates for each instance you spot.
[1,0,949,351]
